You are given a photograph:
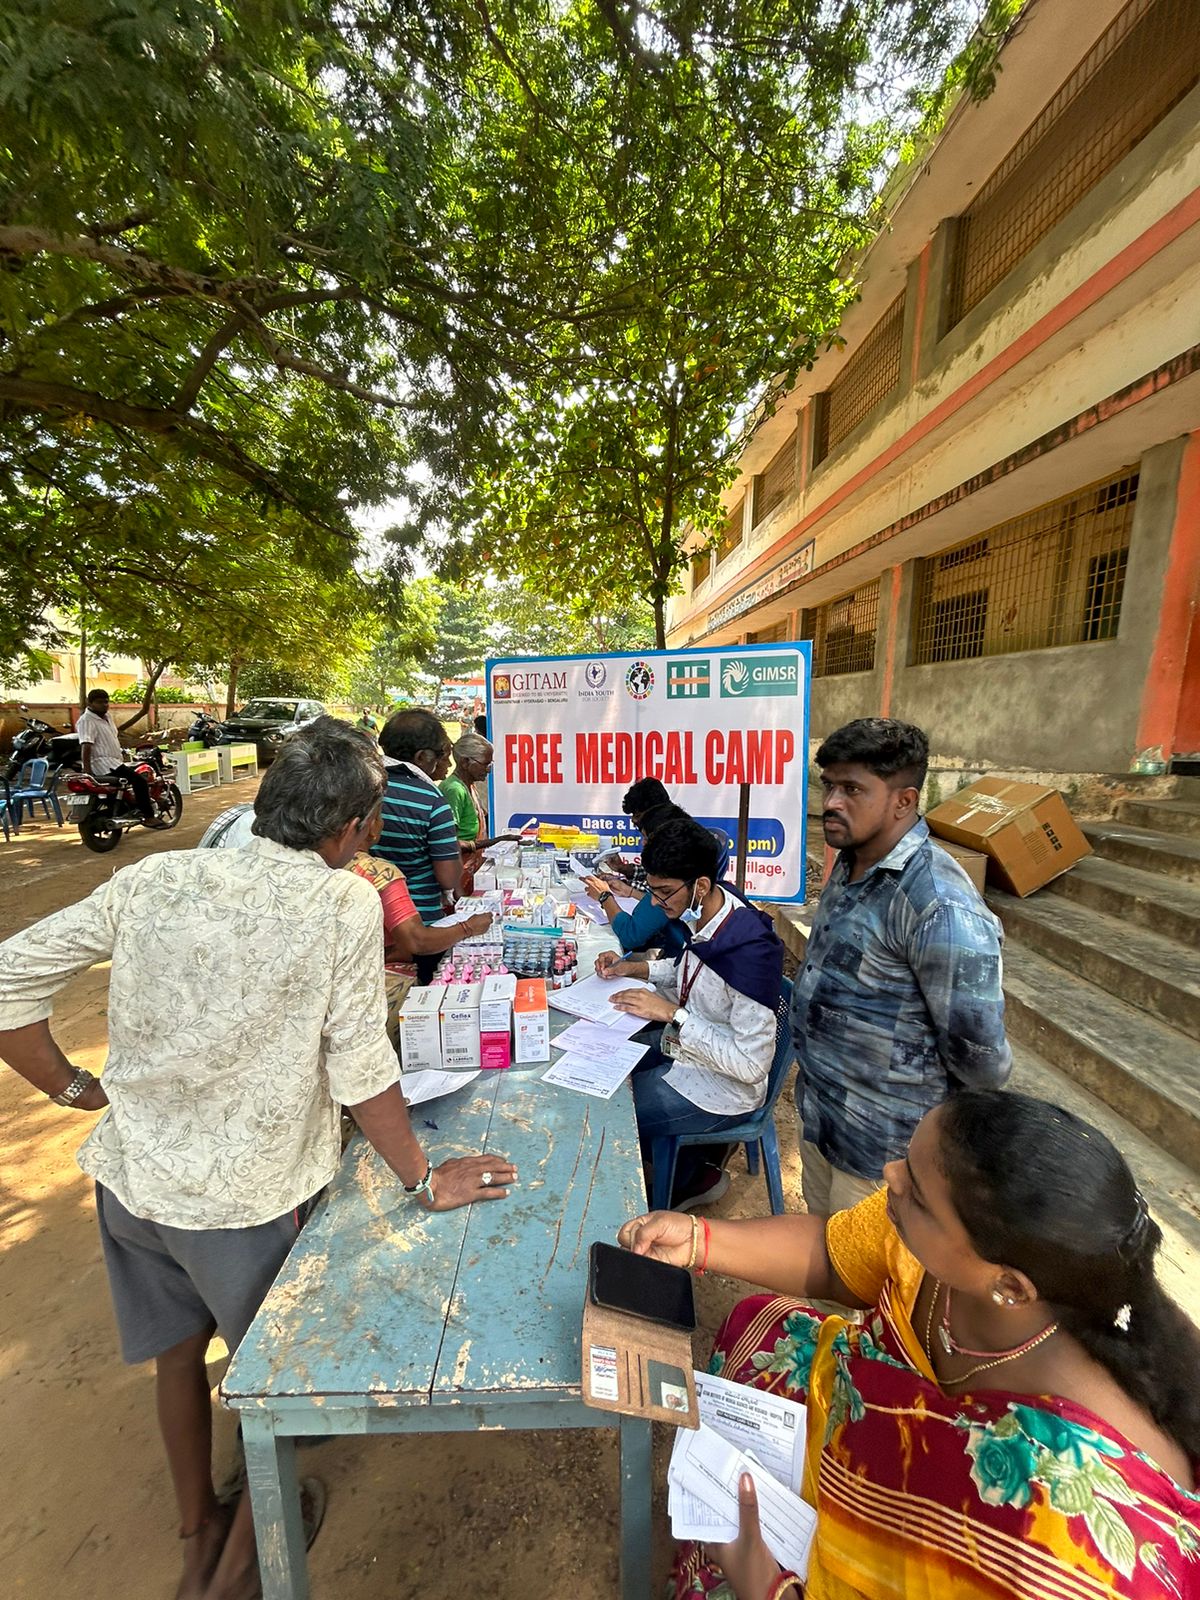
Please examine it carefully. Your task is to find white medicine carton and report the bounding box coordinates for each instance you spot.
[398,985,446,1073]
[440,982,483,1071]
[479,972,518,1035]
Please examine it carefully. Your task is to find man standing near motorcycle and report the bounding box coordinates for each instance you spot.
[0,716,516,1600]
[76,687,159,825]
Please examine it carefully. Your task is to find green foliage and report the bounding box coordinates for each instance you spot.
[485,579,654,659]
[345,577,444,705]
[426,584,491,687]
[234,661,341,701]
[109,681,194,704]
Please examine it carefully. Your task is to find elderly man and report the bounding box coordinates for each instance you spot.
[0,717,515,1600]
[439,731,522,853]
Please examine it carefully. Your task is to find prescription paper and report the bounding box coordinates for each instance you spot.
[668,1421,817,1578]
[399,1070,482,1106]
[542,1036,648,1098]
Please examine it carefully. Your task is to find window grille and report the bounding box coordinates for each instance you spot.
[715,500,745,566]
[912,470,1138,665]
[816,294,906,463]
[691,544,712,589]
[803,580,881,678]
[948,0,1200,324]
[754,433,797,527]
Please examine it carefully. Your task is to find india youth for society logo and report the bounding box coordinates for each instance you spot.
[585,661,607,688]
[667,660,710,699]
[624,660,655,700]
[720,653,799,698]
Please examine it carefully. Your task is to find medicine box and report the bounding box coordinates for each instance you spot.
[398,984,446,1073]
[480,1031,512,1071]
[440,981,483,1071]
[480,972,518,1034]
[513,977,550,1064]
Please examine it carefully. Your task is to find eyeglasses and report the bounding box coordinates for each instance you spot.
[647,880,693,909]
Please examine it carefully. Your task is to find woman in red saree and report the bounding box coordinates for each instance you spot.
[620,1091,1200,1600]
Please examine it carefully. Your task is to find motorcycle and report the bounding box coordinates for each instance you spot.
[187,710,224,747]
[65,741,184,853]
[3,706,82,784]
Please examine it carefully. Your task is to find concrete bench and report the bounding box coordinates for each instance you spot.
[172,747,221,795]
[217,742,258,783]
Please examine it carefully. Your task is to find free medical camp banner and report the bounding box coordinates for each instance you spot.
[486,643,811,902]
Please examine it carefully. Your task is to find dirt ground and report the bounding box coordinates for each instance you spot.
[0,786,808,1599]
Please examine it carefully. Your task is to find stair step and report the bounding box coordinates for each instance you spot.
[993,893,1200,1039]
[1001,941,1200,1168]
[1008,1042,1200,1323]
[1118,797,1200,839]
[1079,818,1200,884]
[1045,856,1200,946]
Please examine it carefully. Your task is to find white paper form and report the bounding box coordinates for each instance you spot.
[400,1070,482,1106]
[547,970,657,1026]
[669,1422,818,1578]
[541,1036,648,1099]
[550,1018,644,1057]
[694,1371,807,1491]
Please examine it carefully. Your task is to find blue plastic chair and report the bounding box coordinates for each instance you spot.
[0,780,15,841]
[9,758,64,826]
[650,977,795,1215]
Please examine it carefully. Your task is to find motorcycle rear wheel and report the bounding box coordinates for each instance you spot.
[158,784,184,828]
[80,817,123,853]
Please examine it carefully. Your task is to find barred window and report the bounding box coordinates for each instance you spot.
[814,293,906,463]
[754,432,797,527]
[803,581,881,678]
[691,544,712,589]
[949,0,1200,325]
[715,500,745,566]
[748,618,793,644]
[912,470,1138,665]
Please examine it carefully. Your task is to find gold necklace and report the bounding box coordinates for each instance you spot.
[924,1280,1060,1388]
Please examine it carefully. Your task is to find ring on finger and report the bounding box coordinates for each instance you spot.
[481,1170,493,1186]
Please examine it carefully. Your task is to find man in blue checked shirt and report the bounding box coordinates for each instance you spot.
[791,718,1011,1216]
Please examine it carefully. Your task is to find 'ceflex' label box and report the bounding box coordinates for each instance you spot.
[440,982,483,1071]
[398,985,446,1073]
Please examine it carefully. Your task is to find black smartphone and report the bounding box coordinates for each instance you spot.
[588,1241,697,1333]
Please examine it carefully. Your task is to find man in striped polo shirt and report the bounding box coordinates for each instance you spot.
[372,711,465,950]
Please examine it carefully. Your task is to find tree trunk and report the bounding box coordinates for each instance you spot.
[652,592,666,649]
[225,655,241,718]
[117,660,168,732]
[78,625,87,710]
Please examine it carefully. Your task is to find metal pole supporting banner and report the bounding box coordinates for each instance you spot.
[735,782,751,893]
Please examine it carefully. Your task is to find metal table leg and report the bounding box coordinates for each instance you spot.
[242,1414,309,1600]
[619,1414,654,1600]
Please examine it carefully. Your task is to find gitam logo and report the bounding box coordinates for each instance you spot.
[720,653,799,698]
[493,674,512,700]
[624,660,655,700]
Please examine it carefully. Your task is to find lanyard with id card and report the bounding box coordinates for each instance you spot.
[660,950,701,1059]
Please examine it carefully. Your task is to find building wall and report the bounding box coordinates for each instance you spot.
[667,0,1200,774]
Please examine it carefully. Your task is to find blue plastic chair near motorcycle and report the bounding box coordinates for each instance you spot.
[8,758,64,828]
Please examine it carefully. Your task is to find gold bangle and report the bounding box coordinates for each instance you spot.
[766,1575,804,1600]
[686,1213,700,1272]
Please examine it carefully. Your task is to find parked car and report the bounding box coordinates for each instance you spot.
[215,698,325,764]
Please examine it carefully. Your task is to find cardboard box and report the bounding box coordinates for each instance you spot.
[440,982,483,1071]
[926,778,1090,897]
[480,1031,512,1071]
[513,977,550,1064]
[398,985,445,1072]
[479,972,517,1034]
[582,1298,699,1427]
[931,838,988,897]
[383,969,415,1048]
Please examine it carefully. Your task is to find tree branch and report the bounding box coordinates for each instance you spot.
[0,225,269,300]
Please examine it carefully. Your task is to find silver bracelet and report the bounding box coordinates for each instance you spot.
[51,1067,96,1107]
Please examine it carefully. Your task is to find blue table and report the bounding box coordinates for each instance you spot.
[221,1053,651,1598]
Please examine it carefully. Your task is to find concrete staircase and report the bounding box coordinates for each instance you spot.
[987,784,1200,1314]
[773,788,1200,1317]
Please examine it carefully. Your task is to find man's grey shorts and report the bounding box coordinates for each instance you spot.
[96,1184,315,1365]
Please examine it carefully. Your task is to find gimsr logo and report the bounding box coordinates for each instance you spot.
[719,654,798,698]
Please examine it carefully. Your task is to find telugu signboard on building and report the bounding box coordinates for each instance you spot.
[486,644,811,902]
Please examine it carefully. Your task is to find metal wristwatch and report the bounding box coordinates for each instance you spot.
[673,1007,688,1029]
[403,1161,436,1203]
[51,1067,97,1107]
